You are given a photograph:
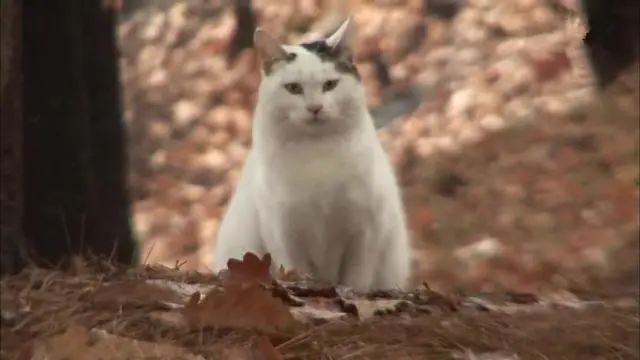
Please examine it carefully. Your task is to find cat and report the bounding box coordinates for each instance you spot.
[213,18,410,291]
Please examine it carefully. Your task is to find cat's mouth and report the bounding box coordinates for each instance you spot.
[306,114,326,125]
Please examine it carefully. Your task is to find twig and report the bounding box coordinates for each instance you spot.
[142,238,157,265]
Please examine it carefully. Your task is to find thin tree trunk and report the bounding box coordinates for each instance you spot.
[1,0,24,275]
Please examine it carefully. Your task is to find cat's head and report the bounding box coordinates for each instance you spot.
[254,18,368,140]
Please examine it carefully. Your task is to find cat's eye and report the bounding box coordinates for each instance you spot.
[322,79,339,92]
[283,82,303,95]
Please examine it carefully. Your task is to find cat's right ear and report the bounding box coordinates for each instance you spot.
[254,29,288,64]
[325,17,355,58]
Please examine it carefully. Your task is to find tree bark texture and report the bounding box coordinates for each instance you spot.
[1,0,24,275]
[21,0,136,269]
[229,0,256,60]
[582,0,640,87]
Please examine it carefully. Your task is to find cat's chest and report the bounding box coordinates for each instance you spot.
[287,154,355,189]
[261,142,367,196]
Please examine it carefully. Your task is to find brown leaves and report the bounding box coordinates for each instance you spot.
[607,181,639,223]
[182,286,296,332]
[182,252,296,332]
[251,337,284,360]
[530,50,571,82]
[222,252,273,286]
[4,256,638,359]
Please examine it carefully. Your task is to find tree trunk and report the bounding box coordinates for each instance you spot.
[229,0,256,60]
[582,0,640,87]
[21,0,136,269]
[1,0,24,275]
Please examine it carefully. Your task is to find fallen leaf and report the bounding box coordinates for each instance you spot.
[409,206,434,232]
[607,181,639,223]
[530,50,571,82]
[251,336,283,360]
[221,252,273,286]
[182,284,296,332]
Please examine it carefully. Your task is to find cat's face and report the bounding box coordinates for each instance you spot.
[254,18,367,139]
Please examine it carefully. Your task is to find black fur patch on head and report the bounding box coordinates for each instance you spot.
[300,40,360,80]
[263,52,298,75]
[300,40,334,58]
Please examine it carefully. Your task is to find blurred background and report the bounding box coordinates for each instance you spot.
[115,0,638,293]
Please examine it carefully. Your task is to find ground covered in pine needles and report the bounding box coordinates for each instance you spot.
[1,255,638,359]
[4,1,638,359]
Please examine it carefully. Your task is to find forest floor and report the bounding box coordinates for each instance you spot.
[1,254,638,359]
[3,1,638,359]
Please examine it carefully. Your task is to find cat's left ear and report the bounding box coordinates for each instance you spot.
[325,16,355,58]
[254,28,288,63]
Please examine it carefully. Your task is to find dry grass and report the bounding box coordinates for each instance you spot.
[1,262,637,359]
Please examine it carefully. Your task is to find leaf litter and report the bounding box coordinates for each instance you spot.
[3,0,639,358]
[2,252,638,359]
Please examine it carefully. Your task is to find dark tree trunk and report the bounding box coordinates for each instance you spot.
[582,0,640,88]
[17,0,136,270]
[1,0,24,275]
[228,0,256,60]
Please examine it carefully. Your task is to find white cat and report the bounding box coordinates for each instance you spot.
[213,18,410,291]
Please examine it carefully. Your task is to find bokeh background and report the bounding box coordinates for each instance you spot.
[116,0,639,293]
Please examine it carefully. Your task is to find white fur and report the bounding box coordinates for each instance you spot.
[213,20,410,291]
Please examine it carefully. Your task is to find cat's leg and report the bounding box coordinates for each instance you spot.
[262,210,310,276]
[213,190,264,271]
[338,232,378,291]
[213,158,265,272]
[372,222,410,290]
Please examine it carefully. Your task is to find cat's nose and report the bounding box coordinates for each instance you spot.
[306,104,323,115]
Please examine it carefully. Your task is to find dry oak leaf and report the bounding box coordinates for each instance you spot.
[182,284,296,332]
[251,336,284,360]
[220,252,273,286]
